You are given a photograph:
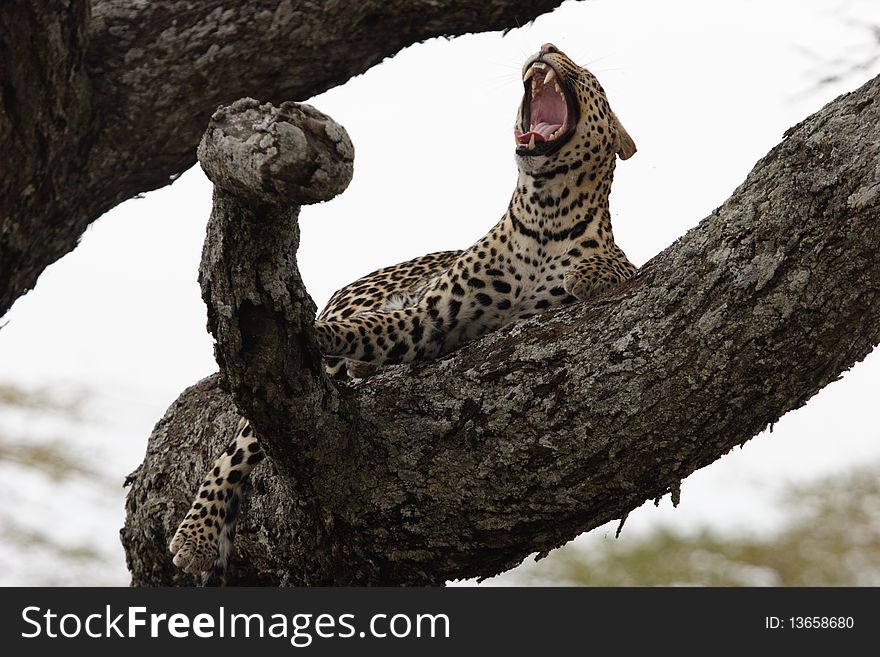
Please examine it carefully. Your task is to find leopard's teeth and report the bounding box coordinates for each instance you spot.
[528,134,536,150]
[545,68,557,86]
[555,82,562,95]
[523,67,535,83]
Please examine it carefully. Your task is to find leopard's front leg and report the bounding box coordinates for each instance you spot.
[169,418,264,585]
[563,251,637,301]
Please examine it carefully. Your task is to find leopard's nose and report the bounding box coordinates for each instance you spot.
[541,43,559,55]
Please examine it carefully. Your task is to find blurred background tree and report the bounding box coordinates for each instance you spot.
[0,385,120,585]
[508,467,880,586]
[799,2,879,91]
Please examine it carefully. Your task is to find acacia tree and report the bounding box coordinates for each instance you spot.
[3,2,878,586]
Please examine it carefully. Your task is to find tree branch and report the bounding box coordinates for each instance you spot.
[123,75,880,586]
[0,0,564,317]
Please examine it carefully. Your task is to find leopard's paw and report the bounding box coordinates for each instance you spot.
[169,503,224,575]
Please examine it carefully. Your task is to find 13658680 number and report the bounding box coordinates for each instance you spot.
[790,617,854,629]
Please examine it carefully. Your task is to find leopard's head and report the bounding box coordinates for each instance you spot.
[514,44,636,176]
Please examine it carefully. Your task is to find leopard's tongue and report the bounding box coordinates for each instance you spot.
[516,121,563,144]
[515,73,568,145]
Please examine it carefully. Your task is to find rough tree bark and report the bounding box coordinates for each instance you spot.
[122,74,880,586]
[0,0,563,318]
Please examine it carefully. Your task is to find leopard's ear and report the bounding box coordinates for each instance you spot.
[613,111,637,160]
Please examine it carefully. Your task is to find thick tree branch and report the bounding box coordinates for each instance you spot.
[0,0,563,317]
[123,75,879,586]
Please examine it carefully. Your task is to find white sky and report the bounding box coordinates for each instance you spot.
[1,0,878,584]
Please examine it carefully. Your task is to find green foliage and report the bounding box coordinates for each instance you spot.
[0,382,99,481]
[4,518,102,562]
[0,382,85,417]
[518,468,880,586]
[0,439,105,482]
[0,382,116,583]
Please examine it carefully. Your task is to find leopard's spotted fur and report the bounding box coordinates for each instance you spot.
[170,44,637,584]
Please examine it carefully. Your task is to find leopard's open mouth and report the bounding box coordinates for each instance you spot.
[515,61,578,157]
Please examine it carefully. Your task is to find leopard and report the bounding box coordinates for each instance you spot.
[169,44,638,585]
